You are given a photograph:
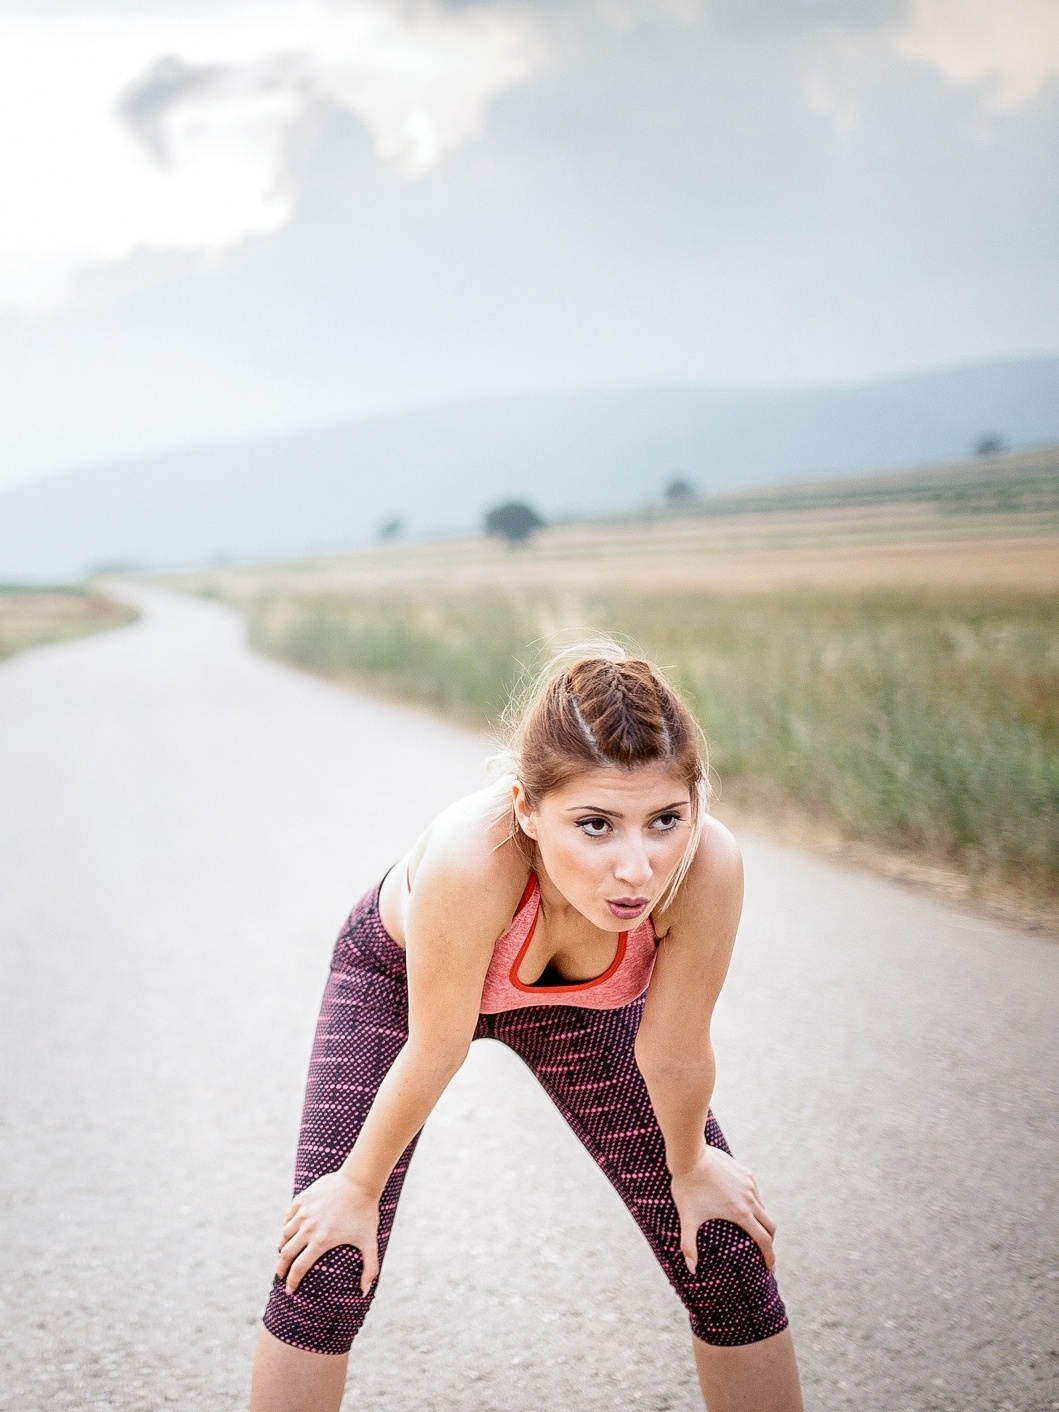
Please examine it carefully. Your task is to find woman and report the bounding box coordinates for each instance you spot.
[250,649,803,1411]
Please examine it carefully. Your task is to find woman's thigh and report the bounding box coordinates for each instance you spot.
[493,1001,789,1348]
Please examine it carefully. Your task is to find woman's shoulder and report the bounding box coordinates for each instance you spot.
[654,815,743,935]
[381,777,529,950]
[694,814,743,879]
[407,776,530,917]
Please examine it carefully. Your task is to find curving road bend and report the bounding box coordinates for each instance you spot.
[0,588,1056,1412]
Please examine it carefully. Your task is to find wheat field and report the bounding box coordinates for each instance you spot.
[178,447,1059,929]
[0,587,136,662]
[240,585,1057,913]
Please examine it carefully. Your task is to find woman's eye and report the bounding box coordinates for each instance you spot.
[652,813,682,831]
[577,817,611,837]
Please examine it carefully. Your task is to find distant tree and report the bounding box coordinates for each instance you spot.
[484,500,545,545]
[664,475,695,504]
[377,516,403,541]
[974,433,1006,458]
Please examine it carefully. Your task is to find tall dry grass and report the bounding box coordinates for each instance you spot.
[246,586,1059,900]
[0,587,136,662]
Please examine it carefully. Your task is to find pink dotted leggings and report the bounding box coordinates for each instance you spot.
[263,884,788,1353]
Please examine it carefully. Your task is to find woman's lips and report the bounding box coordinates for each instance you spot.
[606,897,650,920]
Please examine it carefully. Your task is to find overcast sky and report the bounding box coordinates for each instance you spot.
[0,0,1057,487]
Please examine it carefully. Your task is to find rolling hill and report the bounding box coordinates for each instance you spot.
[1,354,1057,581]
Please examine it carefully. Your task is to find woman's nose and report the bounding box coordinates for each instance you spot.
[614,844,652,888]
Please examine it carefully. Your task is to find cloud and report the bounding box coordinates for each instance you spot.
[118,54,228,165]
[708,0,905,36]
[0,0,1056,486]
[4,0,1055,321]
[0,0,541,316]
[894,0,1059,107]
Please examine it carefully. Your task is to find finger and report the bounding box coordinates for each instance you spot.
[276,1230,309,1281]
[279,1214,303,1246]
[756,1204,777,1240]
[360,1241,380,1296]
[286,1243,323,1296]
[741,1215,776,1270]
[680,1221,699,1275]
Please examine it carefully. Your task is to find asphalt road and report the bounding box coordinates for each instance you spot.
[1,588,1056,1412]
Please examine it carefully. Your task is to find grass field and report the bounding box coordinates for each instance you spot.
[242,586,1058,912]
[180,445,1059,928]
[0,587,137,662]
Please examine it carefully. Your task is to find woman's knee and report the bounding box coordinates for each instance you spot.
[263,1246,375,1357]
[679,1218,788,1348]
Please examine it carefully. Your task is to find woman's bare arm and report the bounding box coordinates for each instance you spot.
[338,849,510,1194]
[634,820,777,1269]
[634,819,742,1168]
[277,827,523,1294]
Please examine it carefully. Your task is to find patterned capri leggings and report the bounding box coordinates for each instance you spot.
[263,884,788,1353]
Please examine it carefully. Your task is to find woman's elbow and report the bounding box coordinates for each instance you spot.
[634,1044,714,1084]
[404,1039,470,1083]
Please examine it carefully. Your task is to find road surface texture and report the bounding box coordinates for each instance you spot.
[1,589,1056,1412]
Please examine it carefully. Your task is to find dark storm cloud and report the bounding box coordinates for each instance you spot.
[435,0,908,28]
[261,0,1059,388]
[118,55,225,164]
[1,0,1057,485]
[708,0,908,32]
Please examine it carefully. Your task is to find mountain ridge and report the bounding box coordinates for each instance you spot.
[1,354,1057,581]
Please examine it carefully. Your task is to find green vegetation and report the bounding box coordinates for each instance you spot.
[639,442,1059,525]
[0,586,137,661]
[246,586,1059,901]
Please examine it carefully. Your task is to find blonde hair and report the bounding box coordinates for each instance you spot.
[497,640,710,912]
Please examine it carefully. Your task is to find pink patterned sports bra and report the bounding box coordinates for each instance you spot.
[402,868,659,1013]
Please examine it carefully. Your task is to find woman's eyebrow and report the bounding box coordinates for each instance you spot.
[564,799,690,817]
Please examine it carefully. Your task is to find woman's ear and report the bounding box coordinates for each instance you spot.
[511,780,537,839]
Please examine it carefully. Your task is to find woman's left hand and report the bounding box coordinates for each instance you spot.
[276,1169,381,1296]
[670,1145,777,1273]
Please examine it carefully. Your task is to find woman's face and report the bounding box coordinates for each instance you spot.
[513,763,693,930]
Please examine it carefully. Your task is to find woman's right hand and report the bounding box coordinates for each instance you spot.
[670,1145,777,1274]
[276,1170,380,1296]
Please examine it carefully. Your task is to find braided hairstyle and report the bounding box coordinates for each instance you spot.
[503,642,710,909]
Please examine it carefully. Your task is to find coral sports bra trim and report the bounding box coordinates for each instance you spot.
[401,865,659,1014]
[506,872,629,994]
